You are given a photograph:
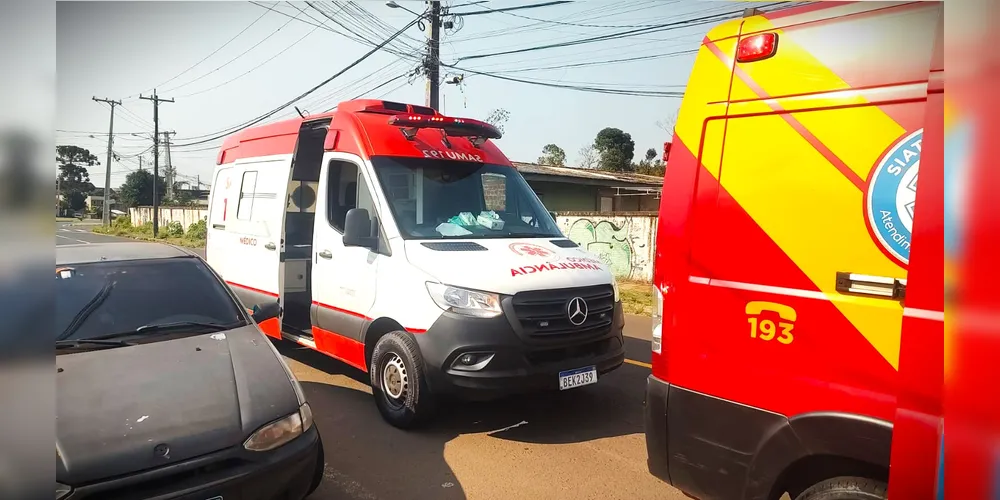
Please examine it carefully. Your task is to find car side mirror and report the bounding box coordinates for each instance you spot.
[343,208,378,250]
[251,302,282,323]
[549,211,558,221]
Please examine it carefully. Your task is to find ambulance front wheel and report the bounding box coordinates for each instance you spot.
[793,476,887,500]
[369,330,435,429]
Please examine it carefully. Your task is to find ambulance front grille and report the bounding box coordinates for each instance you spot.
[511,284,615,339]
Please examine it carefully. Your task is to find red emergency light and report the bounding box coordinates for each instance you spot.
[388,114,502,147]
[662,141,672,162]
[736,32,778,63]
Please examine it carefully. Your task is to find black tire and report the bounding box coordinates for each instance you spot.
[369,330,434,429]
[304,431,324,498]
[794,477,887,500]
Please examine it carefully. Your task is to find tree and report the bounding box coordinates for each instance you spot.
[635,147,666,177]
[656,111,678,135]
[117,169,166,208]
[593,127,635,172]
[577,145,597,169]
[483,108,511,135]
[57,145,98,211]
[537,143,567,167]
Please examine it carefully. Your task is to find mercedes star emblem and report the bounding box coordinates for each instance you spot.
[566,297,589,326]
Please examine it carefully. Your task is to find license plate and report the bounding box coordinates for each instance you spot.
[558,366,597,390]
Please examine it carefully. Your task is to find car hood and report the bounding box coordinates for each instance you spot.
[56,325,300,485]
[404,238,613,295]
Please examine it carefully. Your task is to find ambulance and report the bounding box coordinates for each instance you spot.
[206,99,625,428]
[644,2,944,500]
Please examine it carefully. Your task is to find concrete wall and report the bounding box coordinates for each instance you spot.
[554,212,658,282]
[529,181,599,212]
[130,206,208,230]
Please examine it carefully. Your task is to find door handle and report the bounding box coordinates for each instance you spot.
[318,250,333,259]
[264,242,276,251]
[836,272,906,299]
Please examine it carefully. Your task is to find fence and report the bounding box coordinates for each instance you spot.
[554,212,658,282]
[129,206,208,231]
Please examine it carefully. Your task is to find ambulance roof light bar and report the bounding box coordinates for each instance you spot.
[388,114,502,147]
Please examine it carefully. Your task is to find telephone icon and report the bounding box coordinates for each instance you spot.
[745,301,796,345]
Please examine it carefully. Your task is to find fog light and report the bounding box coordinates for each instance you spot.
[451,352,495,372]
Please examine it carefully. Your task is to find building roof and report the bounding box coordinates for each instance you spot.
[512,162,663,189]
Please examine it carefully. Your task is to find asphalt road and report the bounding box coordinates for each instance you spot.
[56,222,686,500]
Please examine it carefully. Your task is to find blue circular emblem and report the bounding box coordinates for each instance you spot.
[866,129,922,265]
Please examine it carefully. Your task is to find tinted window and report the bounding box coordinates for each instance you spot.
[56,258,245,342]
[371,156,562,239]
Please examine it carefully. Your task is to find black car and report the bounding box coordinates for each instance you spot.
[56,242,324,500]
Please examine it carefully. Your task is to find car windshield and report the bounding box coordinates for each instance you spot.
[371,156,563,239]
[55,258,245,343]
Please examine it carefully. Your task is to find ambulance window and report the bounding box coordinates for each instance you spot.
[327,160,372,233]
[357,174,375,215]
[237,171,258,220]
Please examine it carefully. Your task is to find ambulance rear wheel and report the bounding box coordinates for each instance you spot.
[369,331,434,429]
[793,477,887,500]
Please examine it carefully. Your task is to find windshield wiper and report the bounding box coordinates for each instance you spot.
[133,320,239,335]
[90,320,242,342]
[57,281,117,341]
[55,338,136,350]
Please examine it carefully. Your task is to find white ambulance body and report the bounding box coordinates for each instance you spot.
[207,99,626,428]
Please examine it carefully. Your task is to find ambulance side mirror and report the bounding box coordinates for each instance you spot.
[343,208,378,250]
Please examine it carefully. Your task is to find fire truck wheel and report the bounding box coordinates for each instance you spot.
[369,331,434,429]
[794,476,887,500]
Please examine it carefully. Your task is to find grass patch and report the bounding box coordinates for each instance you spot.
[619,280,654,316]
[93,218,207,249]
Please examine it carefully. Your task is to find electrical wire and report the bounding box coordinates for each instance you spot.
[161,10,303,94]
[488,49,697,74]
[171,11,426,148]
[129,8,271,98]
[443,64,685,97]
[453,4,784,63]
[176,19,324,98]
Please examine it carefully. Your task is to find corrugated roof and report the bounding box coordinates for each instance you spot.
[512,162,663,188]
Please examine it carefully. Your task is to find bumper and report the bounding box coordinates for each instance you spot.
[415,302,626,399]
[644,374,671,484]
[65,426,321,500]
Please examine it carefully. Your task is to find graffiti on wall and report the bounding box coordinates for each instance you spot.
[564,216,653,281]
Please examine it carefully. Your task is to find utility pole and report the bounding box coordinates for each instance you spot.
[425,0,441,110]
[162,131,176,201]
[92,97,121,226]
[139,89,174,237]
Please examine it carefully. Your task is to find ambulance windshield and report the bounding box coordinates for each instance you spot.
[371,156,562,240]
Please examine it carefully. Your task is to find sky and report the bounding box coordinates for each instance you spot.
[56,0,775,190]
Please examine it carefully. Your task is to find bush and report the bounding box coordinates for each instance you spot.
[112,216,132,230]
[164,221,184,238]
[186,218,207,240]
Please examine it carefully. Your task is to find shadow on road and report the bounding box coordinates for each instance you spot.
[276,336,652,500]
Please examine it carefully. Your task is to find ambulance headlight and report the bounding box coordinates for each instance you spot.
[426,282,502,318]
[611,277,620,303]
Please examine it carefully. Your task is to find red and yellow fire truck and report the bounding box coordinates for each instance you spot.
[644,2,944,499]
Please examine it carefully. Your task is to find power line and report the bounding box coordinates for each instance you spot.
[444,64,684,97]
[453,3,784,63]
[489,49,697,74]
[172,11,427,148]
[130,8,271,97]
[161,10,303,94]
[176,16,324,98]
[450,1,573,17]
